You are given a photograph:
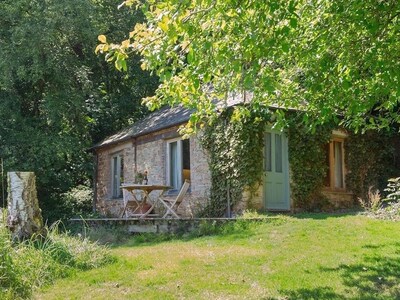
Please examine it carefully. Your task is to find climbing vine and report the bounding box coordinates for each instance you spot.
[345,130,400,201]
[199,107,400,216]
[200,108,335,216]
[287,114,334,210]
[199,106,270,217]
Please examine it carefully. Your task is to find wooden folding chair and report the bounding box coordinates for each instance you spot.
[159,179,190,218]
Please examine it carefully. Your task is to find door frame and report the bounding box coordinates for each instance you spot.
[263,128,291,211]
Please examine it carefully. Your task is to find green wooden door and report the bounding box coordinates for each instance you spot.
[264,130,290,210]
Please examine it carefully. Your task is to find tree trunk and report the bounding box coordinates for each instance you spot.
[6,172,44,240]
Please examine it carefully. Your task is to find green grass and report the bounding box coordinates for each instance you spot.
[0,220,113,300]
[35,214,400,299]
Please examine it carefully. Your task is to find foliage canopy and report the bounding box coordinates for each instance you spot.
[0,0,158,220]
[98,0,400,131]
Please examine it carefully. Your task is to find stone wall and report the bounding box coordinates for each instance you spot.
[95,126,211,218]
[322,190,354,208]
[95,125,355,217]
[96,141,132,217]
[188,133,211,198]
[239,184,264,212]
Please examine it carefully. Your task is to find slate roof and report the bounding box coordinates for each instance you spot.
[92,92,255,150]
[92,105,193,150]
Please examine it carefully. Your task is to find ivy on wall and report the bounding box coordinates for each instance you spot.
[287,115,334,210]
[199,107,399,216]
[199,106,270,217]
[345,130,400,200]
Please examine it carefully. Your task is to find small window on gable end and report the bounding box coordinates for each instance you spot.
[167,138,191,192]
[324,138,345,190]
[111,153,123,198]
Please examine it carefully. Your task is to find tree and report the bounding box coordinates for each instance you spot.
[0,0,158,220]
[97,0,400,131]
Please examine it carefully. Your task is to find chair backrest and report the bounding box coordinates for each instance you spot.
[173,179,190,206]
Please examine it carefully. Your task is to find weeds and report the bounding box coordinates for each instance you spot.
[0,218,114,299]
[361,178,400,221]
[358,186,381,211]
[70,221,131,246]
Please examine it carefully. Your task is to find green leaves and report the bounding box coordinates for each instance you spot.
[100,0,400,132]
[200,108,269,216]
[187,48,195,64]
[281,42,290,53]
[289,18,298,29]
[0,0,158,221]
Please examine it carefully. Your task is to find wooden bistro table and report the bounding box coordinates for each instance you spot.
[120,184,171,218]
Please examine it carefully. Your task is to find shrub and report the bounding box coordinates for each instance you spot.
[44,184,94,222]
[346,131,400,201]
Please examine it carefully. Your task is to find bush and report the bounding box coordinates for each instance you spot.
[0,216,114,299]
[44,184,94,222]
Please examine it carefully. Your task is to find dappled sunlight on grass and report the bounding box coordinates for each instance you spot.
[36,215,400,299]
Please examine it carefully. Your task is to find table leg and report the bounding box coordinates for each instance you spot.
[121,189,145,218]
[140,190,157,218]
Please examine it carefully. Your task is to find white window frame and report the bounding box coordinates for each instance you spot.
[111,153,123,198]
[166,138,183,192]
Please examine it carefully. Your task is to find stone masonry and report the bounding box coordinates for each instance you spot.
[95,124,354,217]
[95,126,211,217]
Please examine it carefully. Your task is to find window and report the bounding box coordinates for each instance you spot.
[111,153,123,198]
[265,132,283,173]
[167,138,191,191]
[324,138,345,190]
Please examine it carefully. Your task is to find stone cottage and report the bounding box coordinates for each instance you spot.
[92,105,212,217]
[92,103,357,218]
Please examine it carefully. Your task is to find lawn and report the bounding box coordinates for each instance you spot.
[35,214,400,299]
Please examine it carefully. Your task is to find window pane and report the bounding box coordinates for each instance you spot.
[182,139,190,170]
[265,133,272,171]
[323,143,331,187]
[112,155,122,198]
[275,134,282,173]
[119,156,123,197]
[112,157,118,197]
[334,141,343,188]
[182,139,191,181]
[169,142,179,190]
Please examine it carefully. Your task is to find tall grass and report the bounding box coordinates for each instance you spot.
[0,216,114,299]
